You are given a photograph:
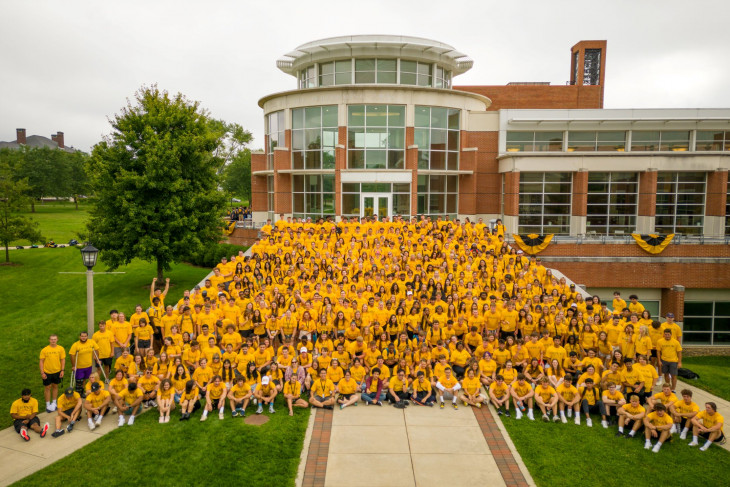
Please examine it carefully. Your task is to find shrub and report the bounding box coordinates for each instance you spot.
[186,243,248,268]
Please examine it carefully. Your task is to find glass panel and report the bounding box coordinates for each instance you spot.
[430,175,446,192]
[715,318,730,331]
[335,72,352,85]
[684,302,713,316]
[292,175,304,192]
[400,60,417,73]
[400,72,417,85]
[355,71,375,83]
[431,129,447,151]
[292,151,304,170]
[305,107,321,127]
[447,130,459,151]
[414,128,429,148]
[446,193,457,213]
[393,183,410,193]
[292,109,304,130]
[431,108,448,129]
[366,105,387,126]
[355,59,375,71]
[363,197,374,217]
[388,128,405,149]
[447,152,458,171]
[342,194,359,214]
[418,175,427,193]
[683,318,712,331]
[417,150,429,170]
[348,150,364,169]
[429,194,445,213]
[342,183,359,193]
[305,129,321,150]
[361,183,390,192]
[388,105,405,127]
[322,106,337,127]
[448,109,460,130]
[293,193,304,213]
[292,130,304,151]
[430,151,446,170]
[415,106,430,128]
[714,302,730,315]
[393,193,410,215]
[365,150,387,169]
[377,197,388,217]
[682,332,711,345]
[377,71,396,83]
[377,59,396,71]
[348,105,365,126]
[388,150,405,169]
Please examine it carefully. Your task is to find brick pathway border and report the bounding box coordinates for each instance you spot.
[301,408,332,487]
[473,406,530,487]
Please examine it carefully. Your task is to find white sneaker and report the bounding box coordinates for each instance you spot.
[644,442,652,450]
[700,444,710,451]
[561,414,567,424]
[118,416,125,427]
[50,401,57,412]
[542,414,549,422]
[652,443,661,453]
[515,409,523,420]
[95,415,103,426]
[112,407,117,413]
[527,410,534,421]
[218,411,224,420]
[688,441,699,447]
[574,416,580,425]
[200,414,207,422]
[670,424,677,434]
[88,418,96,431]
[269,405,275,414]
[567,409,573,418]
[586,418,593,428]
[680,430,688,440]
[127,416,135,425]
[601,420,609,429]
[159,416,164,424]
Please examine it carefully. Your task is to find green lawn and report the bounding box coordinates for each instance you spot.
[14,403,309,487]
[10,201,89,246]
[501,412,730,487]
[0,247,210,428]
[682,356,730,402]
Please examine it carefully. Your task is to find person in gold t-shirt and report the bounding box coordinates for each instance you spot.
[283,376,309,416]
[689,402,725,451]
[309,368,335,409]
[643,403,673,452]
[617,394,646,438]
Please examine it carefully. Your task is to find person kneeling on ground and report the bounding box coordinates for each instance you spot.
[644,403,673,453]
[254,376,278,414]
[436,366,461,410]
[84,382,111,431]
[283,375,309,416]
[309,368,335,410]
[411,371,435,406]
[617,394,646,438]
[337,369,360,410]
[52,387,82,437]
[11,389,48,441]
[117,382,143,426]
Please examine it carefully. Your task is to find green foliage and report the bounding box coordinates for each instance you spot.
[682,356,730,401]
[187,242,248,268]
[86,85,228,280]
[0,247,211,429]
[221,147,252,201]
[0,153,44,262]
[9,201,89,246]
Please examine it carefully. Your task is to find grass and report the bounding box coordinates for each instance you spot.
[0,247,210,428]
[681,356,730,402]
[14,403,310,487]
[10,201,90,246]
[500,411,730,487]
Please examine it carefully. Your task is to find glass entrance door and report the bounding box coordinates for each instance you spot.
[360,193,391,219]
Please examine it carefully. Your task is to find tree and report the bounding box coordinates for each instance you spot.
[210,121,253,169]
[65,151,89,210]
[0,153,44,262]
[86,85,227,280]
[16,146,63,212]
[221,148,251,203]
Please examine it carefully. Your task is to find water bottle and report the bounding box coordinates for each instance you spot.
[518,400,525,412]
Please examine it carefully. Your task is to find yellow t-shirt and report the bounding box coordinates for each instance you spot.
[657,338,682,362]
[672,399,700,415]
[489,382,509,398]
[109,377,128,395]
[536,385,557,402]
[230,383,250,399]
[696,411,724,432]
[57,392,81,411]
[652,391,678,406]
[86,390,110,408]
[511,381,532,398]
[621,403,646,416]
[121,388,143,405]
[10,397,38,417]
[312,378,335,397]
[338,378,358,395]
[138,375,160,393]
[283,381,302,397]
[40,345,66,373]
[438,375,458,389]
[208,382,227,400]
[93,329,115,359]
[556,383,578,401]
[647,411,673,427]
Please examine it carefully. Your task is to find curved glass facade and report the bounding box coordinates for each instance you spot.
[299,58,452,89]
[291,106,338,169]
[415,106,460,170]
[347,105,405,169]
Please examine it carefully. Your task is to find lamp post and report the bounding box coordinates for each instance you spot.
[80,244,99,337]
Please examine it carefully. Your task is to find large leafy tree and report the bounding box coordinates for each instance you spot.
[0,150,44,262]
[221,148,252,203]
[16,146,64,212]
[86,85,227,280]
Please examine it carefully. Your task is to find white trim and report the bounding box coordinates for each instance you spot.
[340,171,412,183]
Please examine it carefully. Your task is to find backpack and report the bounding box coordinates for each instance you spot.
[677,368,700,380]
[393,400,407,409]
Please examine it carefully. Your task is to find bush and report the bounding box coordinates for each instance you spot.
[186,243,248,268]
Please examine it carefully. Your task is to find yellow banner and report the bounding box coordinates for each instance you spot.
[632,234,674,254]
[513,234,554,255]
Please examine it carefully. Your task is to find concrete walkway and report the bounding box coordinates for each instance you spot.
[672,379,730,452]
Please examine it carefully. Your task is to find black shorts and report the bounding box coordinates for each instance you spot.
[14,417,40,433]
[211,398,222,410]
[138,339,151,349]
[62,407,76,417]
[700,431,726,443]
[100,357,113,367]
[43,372,62,386]
[339,393,354,400]
[650,349,658,358]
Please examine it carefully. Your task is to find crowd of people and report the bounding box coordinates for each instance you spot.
[12,215,724,453]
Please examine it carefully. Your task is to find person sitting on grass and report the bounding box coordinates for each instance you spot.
[489,375,511,417]
[117,381,143,426]
[138,368,160,408]
[179,380,200,421]
[579,378,607,428]
[535,377,559,422]
[617,394,646,439]
[157,379,175,423]
[688,402,725,451]
[11,389,48,441]
[648,383,678,412]
[309,368,335,410]
[336,369,360,410]
[669,389,700,439]
[436,366,461,410]
[601,382,626,426]
[201,375,228,421]
[644,403,673,453]
[509,373,534,420]
[556,374,581,424]
[411,371,435,406]
[254,376,278,414]
[361,367,386,406]
[83,382,111,431]
[459,367,486,409]
[52,387,82,437]
[283,375,309,416]
[228,376,251,417]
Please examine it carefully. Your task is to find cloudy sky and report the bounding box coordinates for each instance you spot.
[1,0,729,152]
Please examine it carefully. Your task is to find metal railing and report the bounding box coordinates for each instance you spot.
[508,234,730,245]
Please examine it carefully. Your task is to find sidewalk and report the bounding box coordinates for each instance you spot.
[672,379,730,452]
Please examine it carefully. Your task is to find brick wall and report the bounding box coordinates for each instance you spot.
[706,170,728,216]
[683,346,730,357]
[454,85,603,110]
[538,243,730,258]
[225,228,260,247]
[465,131,500,214]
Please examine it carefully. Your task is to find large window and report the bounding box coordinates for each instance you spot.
[696,130,730,151]
[341,183,410,218]
[518,172,572,234]
[266,111,285,171]
[631,131,689,152]
[291,106,337,170]
[319,60,353,86]
[586,172,638,234]
[399,60,432,87]
[415,106,460,170]
[298,66,316,89]
[656,172,705,235]
[347,105,405,169]
[568,131,626,152]
[292,175,335,220]
[506,132,563,152]
[302,59,451,88]
[683,301,730,345]
[417,175,458,218]
[434,66,452,88]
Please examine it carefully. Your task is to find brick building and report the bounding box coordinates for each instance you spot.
[246,35,730,350]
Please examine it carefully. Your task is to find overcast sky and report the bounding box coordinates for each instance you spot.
[2,0,729,152]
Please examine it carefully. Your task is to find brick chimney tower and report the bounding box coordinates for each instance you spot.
[56,131,65,149]
[16,128,26,145]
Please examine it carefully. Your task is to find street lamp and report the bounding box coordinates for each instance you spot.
[80,244,99,336]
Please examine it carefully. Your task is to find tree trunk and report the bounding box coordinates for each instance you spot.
[30,200,35,213]
[74,195,79,210]
[157,259,164,281]
[4,244,9,263]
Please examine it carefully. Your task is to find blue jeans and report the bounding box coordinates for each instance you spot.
[361,391,386,403]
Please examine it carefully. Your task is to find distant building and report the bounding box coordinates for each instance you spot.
[0,128,76,152]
